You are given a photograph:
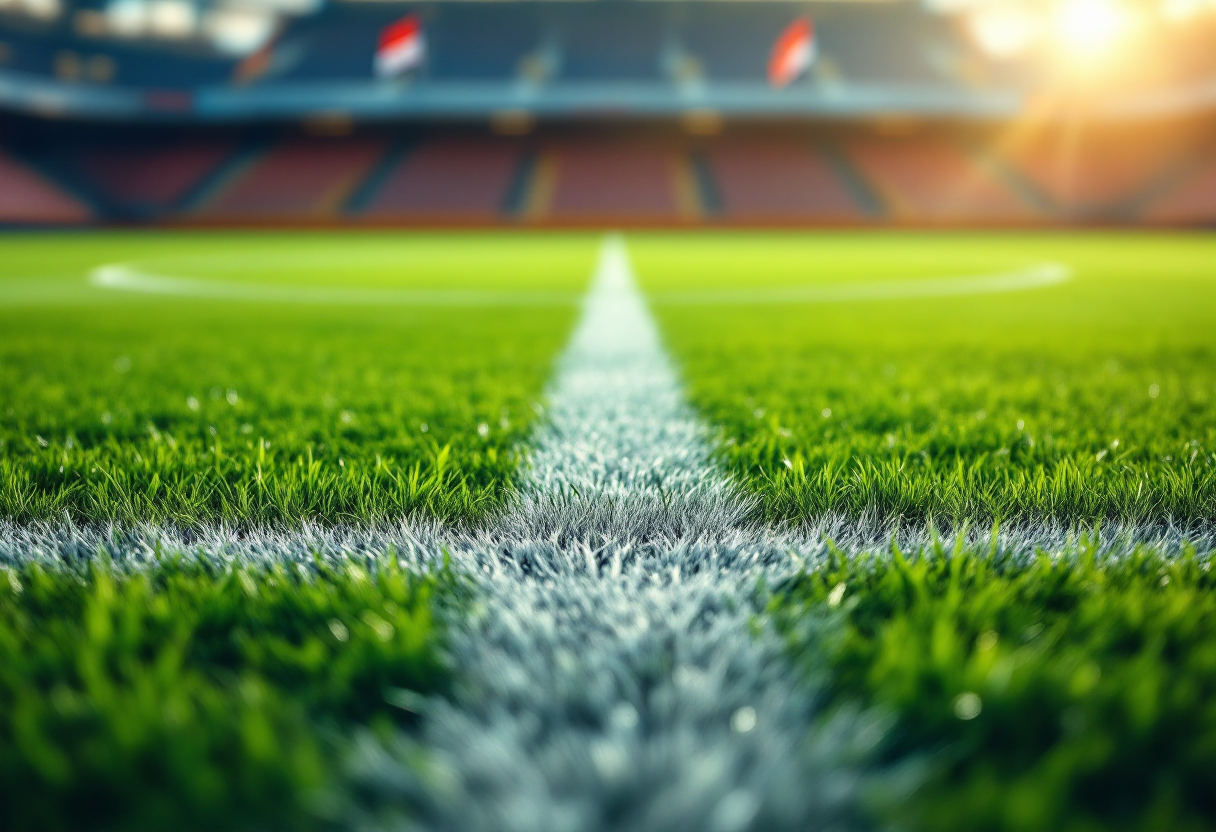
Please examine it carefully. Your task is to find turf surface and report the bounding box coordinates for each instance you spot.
[0,555,459,832]
[0,232,592,527]
[4,229,1215,832]
[635,232,1216,528]
[770,539,1216,832]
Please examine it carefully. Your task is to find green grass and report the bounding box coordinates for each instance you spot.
[634,232,1216,528]
[0,232,594,527]
[0,555,459,832]
[769,539,1216,832]
[6,228,1216,832]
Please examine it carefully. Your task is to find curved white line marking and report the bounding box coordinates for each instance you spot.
[89,264,583,307]
[90,261,1073,307]
[650,262,1072,304]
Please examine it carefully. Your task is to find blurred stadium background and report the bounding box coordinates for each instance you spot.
[1,0,1215,227]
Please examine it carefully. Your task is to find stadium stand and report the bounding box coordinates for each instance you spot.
[3,0,1216,230]
[557,6,666,82]
[425,6,545,81]
[997,124,1196,215]
[1145,154,1216,224]
[815,6,953,85]
[845,135,1035,221]
[265,18,381,84]
[0,150,90,224]
[4,125,1215,226]
[198,138,386,219]
[681,5,819,83]
[706,140,865,221]
[0,0,1049,118]
[73,142,233,213]
[539,143,690,221]
[363,139,523,219]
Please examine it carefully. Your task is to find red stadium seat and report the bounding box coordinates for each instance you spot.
[998,126,1191,212]
[364,139,521,219]
[541,143,690,221]
[1145,155,1216,224]
[200,139,386,218]
[0,151,90,224]
[846,136,1034,221]
[76,143,234,211]
[707,140,863,220]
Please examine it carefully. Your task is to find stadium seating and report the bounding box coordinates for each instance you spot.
[3,123,1215,226]
[363,139,522,219]
[845,135,1034,221]
[557,6,665,81]
[998,125,1192,214]
[199,139,386,219]
[0,151,90,224]
[74,142,233,213]
[1145,154,1216,224]
[0,0,1053,109]
[816,7,953,85]
[706,140,865,220]
[425,6,543,81]
[3,0,1216,230]
[539,143,690,220]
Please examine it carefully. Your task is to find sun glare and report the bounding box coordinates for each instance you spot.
[966,4,1040,59]
[1053,0,1130,56]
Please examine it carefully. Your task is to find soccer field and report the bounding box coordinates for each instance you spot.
[635,232,1216,528]
[2,230,1214,832]
[0,232,592,525]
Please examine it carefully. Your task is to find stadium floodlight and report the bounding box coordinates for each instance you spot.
[205,5,275,55]
[239,0,321,16]
[1052,0,1129,56]
[105,0,148,36]
[148,0,197,38]
[964,3,1041,59]
[921,0,993,14]
[21,0,60,19]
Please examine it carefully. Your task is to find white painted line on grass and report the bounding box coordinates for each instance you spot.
[650,262,1072,305]
[377,235,881,832]
[89,263,582,307]
[88,260,1072,308]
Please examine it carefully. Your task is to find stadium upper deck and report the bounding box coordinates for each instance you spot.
[1,0,1215,120]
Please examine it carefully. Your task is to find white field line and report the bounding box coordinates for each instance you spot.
[360,234,884,832]
[89,263,582,307]
[3,517,1202,576]
[649,262,1071,305]
[88,260,1071,308]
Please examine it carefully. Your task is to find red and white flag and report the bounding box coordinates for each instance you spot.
[375,15,425,79]
[768,18,816,88]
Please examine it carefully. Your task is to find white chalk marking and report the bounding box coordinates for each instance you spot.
[89,263,581,306]
[650,262,1071,305]
[387,236,877,832]
[88,259,1071,307]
